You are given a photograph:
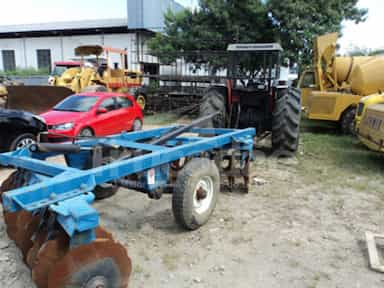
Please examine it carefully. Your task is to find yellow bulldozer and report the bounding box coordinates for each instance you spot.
[2,45,143,114]
[298,33,384,134]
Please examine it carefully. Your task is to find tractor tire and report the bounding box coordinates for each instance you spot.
[272,88,301,157]
[199,87,227,128]
[172,158,220,230]
[81,85,108,93]
[340,107,356,135]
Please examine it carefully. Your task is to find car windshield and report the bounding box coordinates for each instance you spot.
[53,95,99,112]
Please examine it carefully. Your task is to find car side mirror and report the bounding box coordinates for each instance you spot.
[97,108,108,114]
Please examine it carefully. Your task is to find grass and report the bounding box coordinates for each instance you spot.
[299,119,384,176]
[144,113,179,126]
[0,67,50,76]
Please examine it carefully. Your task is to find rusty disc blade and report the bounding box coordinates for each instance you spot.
[48,239,132,288]
[26,230,48,269]
[14,212,41,259]
[0,171,19,204]
[32,233,69,288]
[95,226,114,240]
[4,211,21,240]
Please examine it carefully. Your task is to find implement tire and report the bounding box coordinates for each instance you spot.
[172,158,220,230]
[199,87,227,128]
[272,88,301,157]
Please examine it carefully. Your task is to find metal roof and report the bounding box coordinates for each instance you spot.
[0,18,128,33]
[227,43,283,52]
[0,18,155,39]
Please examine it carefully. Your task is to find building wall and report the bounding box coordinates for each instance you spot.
[0,32,155,72]
[128,0,184,31]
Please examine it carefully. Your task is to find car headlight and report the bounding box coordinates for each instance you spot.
[52,122,74,130]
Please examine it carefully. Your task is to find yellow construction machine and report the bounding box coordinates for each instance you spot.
[4,45,143,114]
[354,93,384,152]
[298,33,384,134]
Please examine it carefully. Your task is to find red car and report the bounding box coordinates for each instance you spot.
[41,92,143,141]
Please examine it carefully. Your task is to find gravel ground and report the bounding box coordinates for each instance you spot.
[0,126,384,287]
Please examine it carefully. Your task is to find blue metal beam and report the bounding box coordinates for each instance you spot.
[1,127,255,213]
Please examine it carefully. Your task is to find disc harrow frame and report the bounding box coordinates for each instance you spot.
[0,123,255,287]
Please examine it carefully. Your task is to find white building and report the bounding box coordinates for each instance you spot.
[0,0,184,74]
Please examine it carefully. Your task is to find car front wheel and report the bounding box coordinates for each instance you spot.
[9,133,35,151]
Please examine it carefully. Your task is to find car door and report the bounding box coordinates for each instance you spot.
[92,97,118,136]
[115,96,135,132]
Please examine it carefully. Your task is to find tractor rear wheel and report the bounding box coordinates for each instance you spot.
[200,87,227,128]
[272,88,301,157]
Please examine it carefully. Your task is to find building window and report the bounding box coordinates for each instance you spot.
[2,50,16,71]
[37,49,51,72]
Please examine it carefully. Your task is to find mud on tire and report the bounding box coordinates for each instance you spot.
[272,88,301,157]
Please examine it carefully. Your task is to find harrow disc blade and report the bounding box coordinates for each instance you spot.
[32,233,69,288]
[14,212,41,259]
[95,226,114,240]
[4,211,21,240]
[48,239,132,288]
[26,230,48,268]
[0,171,18,203]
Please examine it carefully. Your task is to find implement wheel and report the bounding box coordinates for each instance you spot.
[48,239,132,288]
[172,158,220,230]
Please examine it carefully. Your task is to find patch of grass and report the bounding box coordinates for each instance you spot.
[300,132,384,175]
[144,113,179,126]
[0,67,49,76]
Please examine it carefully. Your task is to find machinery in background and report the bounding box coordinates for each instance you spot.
[0,114,255,288]
[3,45,143,114]
[199,43,301,157]
[355,92,384,152]
[297,33,384,134]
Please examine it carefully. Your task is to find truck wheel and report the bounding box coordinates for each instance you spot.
[9,133,35,151]
[81,85,108,93]
[172,158,220,230]
[200,88,227,128]
[340,107,356,135]
[272,88,301,157]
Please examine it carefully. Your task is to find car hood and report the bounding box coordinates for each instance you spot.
[40,110,87,125]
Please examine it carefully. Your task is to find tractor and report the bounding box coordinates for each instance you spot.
[200,43,301,156]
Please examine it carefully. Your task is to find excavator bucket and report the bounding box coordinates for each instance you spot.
[6,85,73,114]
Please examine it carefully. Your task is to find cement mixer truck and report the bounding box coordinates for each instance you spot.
[298,33,384,134]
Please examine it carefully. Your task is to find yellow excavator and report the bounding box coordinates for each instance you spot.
[298,33,384,134]
[3,45,143,114]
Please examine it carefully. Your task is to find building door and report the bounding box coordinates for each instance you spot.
[2,50,16,71]
[37,49,51,72]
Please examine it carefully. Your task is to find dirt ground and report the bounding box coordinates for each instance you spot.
[0,122,384,287]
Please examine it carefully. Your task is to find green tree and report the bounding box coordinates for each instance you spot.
[148,0,367,68]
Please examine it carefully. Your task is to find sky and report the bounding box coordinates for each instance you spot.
[0,0,380,54]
